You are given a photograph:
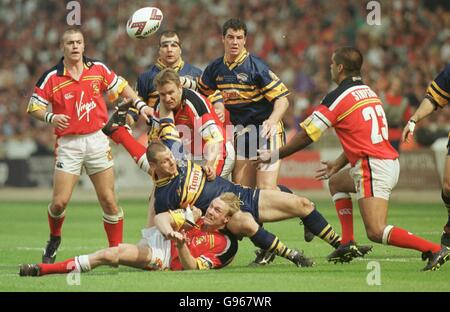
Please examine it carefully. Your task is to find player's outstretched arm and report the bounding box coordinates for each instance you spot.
[402,97,435,142]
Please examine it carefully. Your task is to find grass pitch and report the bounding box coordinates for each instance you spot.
[1,198,449,292]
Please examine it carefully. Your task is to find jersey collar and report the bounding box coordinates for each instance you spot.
[56,56,94,77]
[156,57,185,72]
[224,49,249,70]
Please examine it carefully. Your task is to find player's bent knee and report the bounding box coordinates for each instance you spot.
[51,199,69,213]
[295,197,313,217]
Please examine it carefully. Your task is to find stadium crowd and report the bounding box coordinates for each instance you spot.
[0,0,449,158]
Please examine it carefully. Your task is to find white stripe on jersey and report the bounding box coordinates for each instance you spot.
[38,70,57,90]
[329,85,368,111]
[312,111,331,127]
[199,120,215,133]
[92,61,112,75]
[30,93,50,106]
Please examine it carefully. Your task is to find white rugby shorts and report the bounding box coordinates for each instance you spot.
[350,157,399,200]
[55,130,113,176]
[141,227,171,270]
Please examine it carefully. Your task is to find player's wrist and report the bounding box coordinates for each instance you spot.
[44,112,55,124]
[134,99,147,113]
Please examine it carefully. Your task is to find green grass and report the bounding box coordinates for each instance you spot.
[1,198,449,292]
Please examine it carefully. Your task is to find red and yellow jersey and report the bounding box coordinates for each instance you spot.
[300,77,398,166]
[27,56,127,137]
[169,219,237,271]
[150,89,227,174]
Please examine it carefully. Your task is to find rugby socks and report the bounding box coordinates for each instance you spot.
[110,127,149,172]
[441,190,450,230]
[382,225,441,253]
[47,204,65,237]
[103,208,124,247]
[332,193,354,244]
[301,208,341,248]
[250,226,295,260]
[38,257,76,275]
[38,255,91,276]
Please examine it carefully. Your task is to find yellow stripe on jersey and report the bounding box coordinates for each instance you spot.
[336,98,381,122]
[196,257,212,270]
[52,80,75,93]
[180,161,193,207]
[209,234,214,249]
[427,83,449,108]
[207,90,223,105]
[168,209,187,231]
[300,115,324,142]
[198,79,216,96]
[431,81,450,98]
[264,82,289,102]
[179,162,206,208]
[225,50,249,70]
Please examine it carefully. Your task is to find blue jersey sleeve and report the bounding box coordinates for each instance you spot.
[426,64,450,108]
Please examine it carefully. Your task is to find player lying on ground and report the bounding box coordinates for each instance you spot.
[19,193,240,276]
[255,46,449,271]
[100,108,363,267]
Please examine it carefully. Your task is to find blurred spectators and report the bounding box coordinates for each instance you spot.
[0,0,449,155]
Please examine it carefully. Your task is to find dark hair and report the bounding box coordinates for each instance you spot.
[222,18,247,37]
[146,140,169,163]
[333,46,363,76]
[159,30,181,46]
[153,68,181,89]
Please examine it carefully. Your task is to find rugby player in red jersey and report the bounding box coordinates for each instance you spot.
[26,28,153,263]
[256,47,449,271]
[19,193,239,276]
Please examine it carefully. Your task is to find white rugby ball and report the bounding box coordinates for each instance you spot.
[126,7,163,39]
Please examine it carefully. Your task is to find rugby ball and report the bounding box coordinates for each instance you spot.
[126,7,163,39]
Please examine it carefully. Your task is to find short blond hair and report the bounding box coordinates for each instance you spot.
[218,192,241,216]
[60,27,84,45]
[153,68,181,89]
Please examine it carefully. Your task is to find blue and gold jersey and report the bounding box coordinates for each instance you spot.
[426,63,450,109]
[153,118,260,220]
[198,49,290,127]
[154,160,242,214]
[137,58,202,107]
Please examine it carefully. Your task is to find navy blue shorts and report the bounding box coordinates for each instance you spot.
[235,187,260,222]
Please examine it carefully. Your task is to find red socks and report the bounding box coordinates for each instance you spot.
[110,127,146,162]
[47,206,65,237]
[333,193,354,244]
[39,258,75,275]
[103,209,124,247]
[384,226,441,253]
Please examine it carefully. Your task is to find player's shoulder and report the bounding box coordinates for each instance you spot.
[138,65,160,81]
[321,77,365,107]
[181,63,202,76]
[182,89,210,116]
[204,56,225,72]
[247,53,268,68]
[436,63,450,81]
[35,63,60,88]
